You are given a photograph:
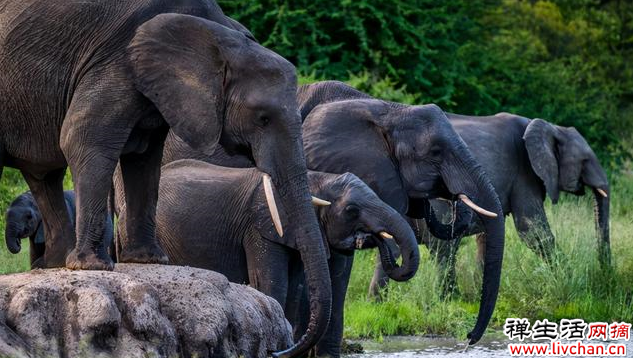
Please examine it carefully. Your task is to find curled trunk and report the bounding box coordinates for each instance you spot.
[594,188,610,267]
[5,222,22,254]
[374,210,419,282]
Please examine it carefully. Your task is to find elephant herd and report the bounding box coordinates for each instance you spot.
[0,1,609,357]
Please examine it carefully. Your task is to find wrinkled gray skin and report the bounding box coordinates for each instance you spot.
[297,81,506,347]
[114,159,419,358]
[4,190,113,268]
[417,113,610,295]
[0,2,330,356]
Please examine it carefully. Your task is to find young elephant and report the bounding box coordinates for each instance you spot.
[419,114,610,294]
[4,191,113,268]
[114,159,419,358]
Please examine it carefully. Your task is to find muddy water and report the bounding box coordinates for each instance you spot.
[344,334,633,357]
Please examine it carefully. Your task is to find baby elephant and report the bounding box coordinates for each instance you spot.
[115,159,419,357]
[5,191,113,268]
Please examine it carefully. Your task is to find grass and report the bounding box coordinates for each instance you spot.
[1,167,632,341]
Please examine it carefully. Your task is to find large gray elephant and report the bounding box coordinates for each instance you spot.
[0,2,330,356]
[4,191,113,268]
[413,113,610,295]
[114,159,419,358]
[297,81,506,346]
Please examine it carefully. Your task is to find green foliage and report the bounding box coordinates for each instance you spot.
[220,0,633,167]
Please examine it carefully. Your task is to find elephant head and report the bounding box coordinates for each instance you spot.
[4,192,41,254]
[302,96,504,344]
[524,118,610,265]
[128,15,330,357]
[309,172,420,281]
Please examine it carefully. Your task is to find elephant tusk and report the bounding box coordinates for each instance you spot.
[458,194,498,218]
[597,188,608,198]
[379,231,394,239]
[311,196,331,206]
[262,174,284,237]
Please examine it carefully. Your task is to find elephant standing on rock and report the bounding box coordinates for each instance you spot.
[114,159,420,357]
[412,113,610,296]
[4,191,113,268]
[0,2,331,356]
[297,81,506,348]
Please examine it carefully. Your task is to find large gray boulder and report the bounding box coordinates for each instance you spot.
[0,264,292,358]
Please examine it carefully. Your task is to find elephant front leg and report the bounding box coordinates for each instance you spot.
[117,128,169,264]
[244,235,290,307]
[317,251,354,358]
[511,202,556,264]
[22,168,75,268]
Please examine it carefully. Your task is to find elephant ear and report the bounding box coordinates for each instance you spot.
[128,14,244,156]
[303,100,410,213]
[523,119,560,203]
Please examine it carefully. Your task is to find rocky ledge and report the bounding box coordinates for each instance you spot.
[0,264,292,358]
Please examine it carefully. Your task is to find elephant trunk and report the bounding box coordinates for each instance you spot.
[264,145,331,358]
[373,209,419,282]
[5,221,23,254]
[593,188,610,267]
[442,151,505,344]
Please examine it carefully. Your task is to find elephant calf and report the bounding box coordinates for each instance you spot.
[115,159,419,358]
[4,191,113,268]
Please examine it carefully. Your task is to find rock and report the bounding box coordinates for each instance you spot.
[0,264,292,358]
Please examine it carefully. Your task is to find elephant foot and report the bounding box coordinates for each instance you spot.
[66,248,114,271]
[119,242,169,265]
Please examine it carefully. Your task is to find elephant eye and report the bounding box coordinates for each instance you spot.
[344,205,360,220]
[429,145,442,158]
[257,115,270,127]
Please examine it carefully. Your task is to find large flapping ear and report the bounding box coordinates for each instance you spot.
[523,118,560,203]
[128,14,245,156]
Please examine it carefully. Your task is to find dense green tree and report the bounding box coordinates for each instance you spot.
[219,0,632,167]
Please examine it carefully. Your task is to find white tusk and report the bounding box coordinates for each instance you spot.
[311,196,331,206]
[379,231,394,239]
[458,194,498,218]
[262,174,284,237]
[597,188,608,198]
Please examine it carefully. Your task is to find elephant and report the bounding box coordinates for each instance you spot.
[415,113,610,295]
[114,159,420,358]
[4,190,113,268]
[296,81,506,346]
[0,2,330,356]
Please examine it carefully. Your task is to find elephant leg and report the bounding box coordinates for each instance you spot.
[244,236,290,308]
[285,257,308,342]
[61,79,138,270]
[511,202,555,264]
[117,127,169,264]
[317,251,354,358]
[28,238,46,268]
[22,168,75,268]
